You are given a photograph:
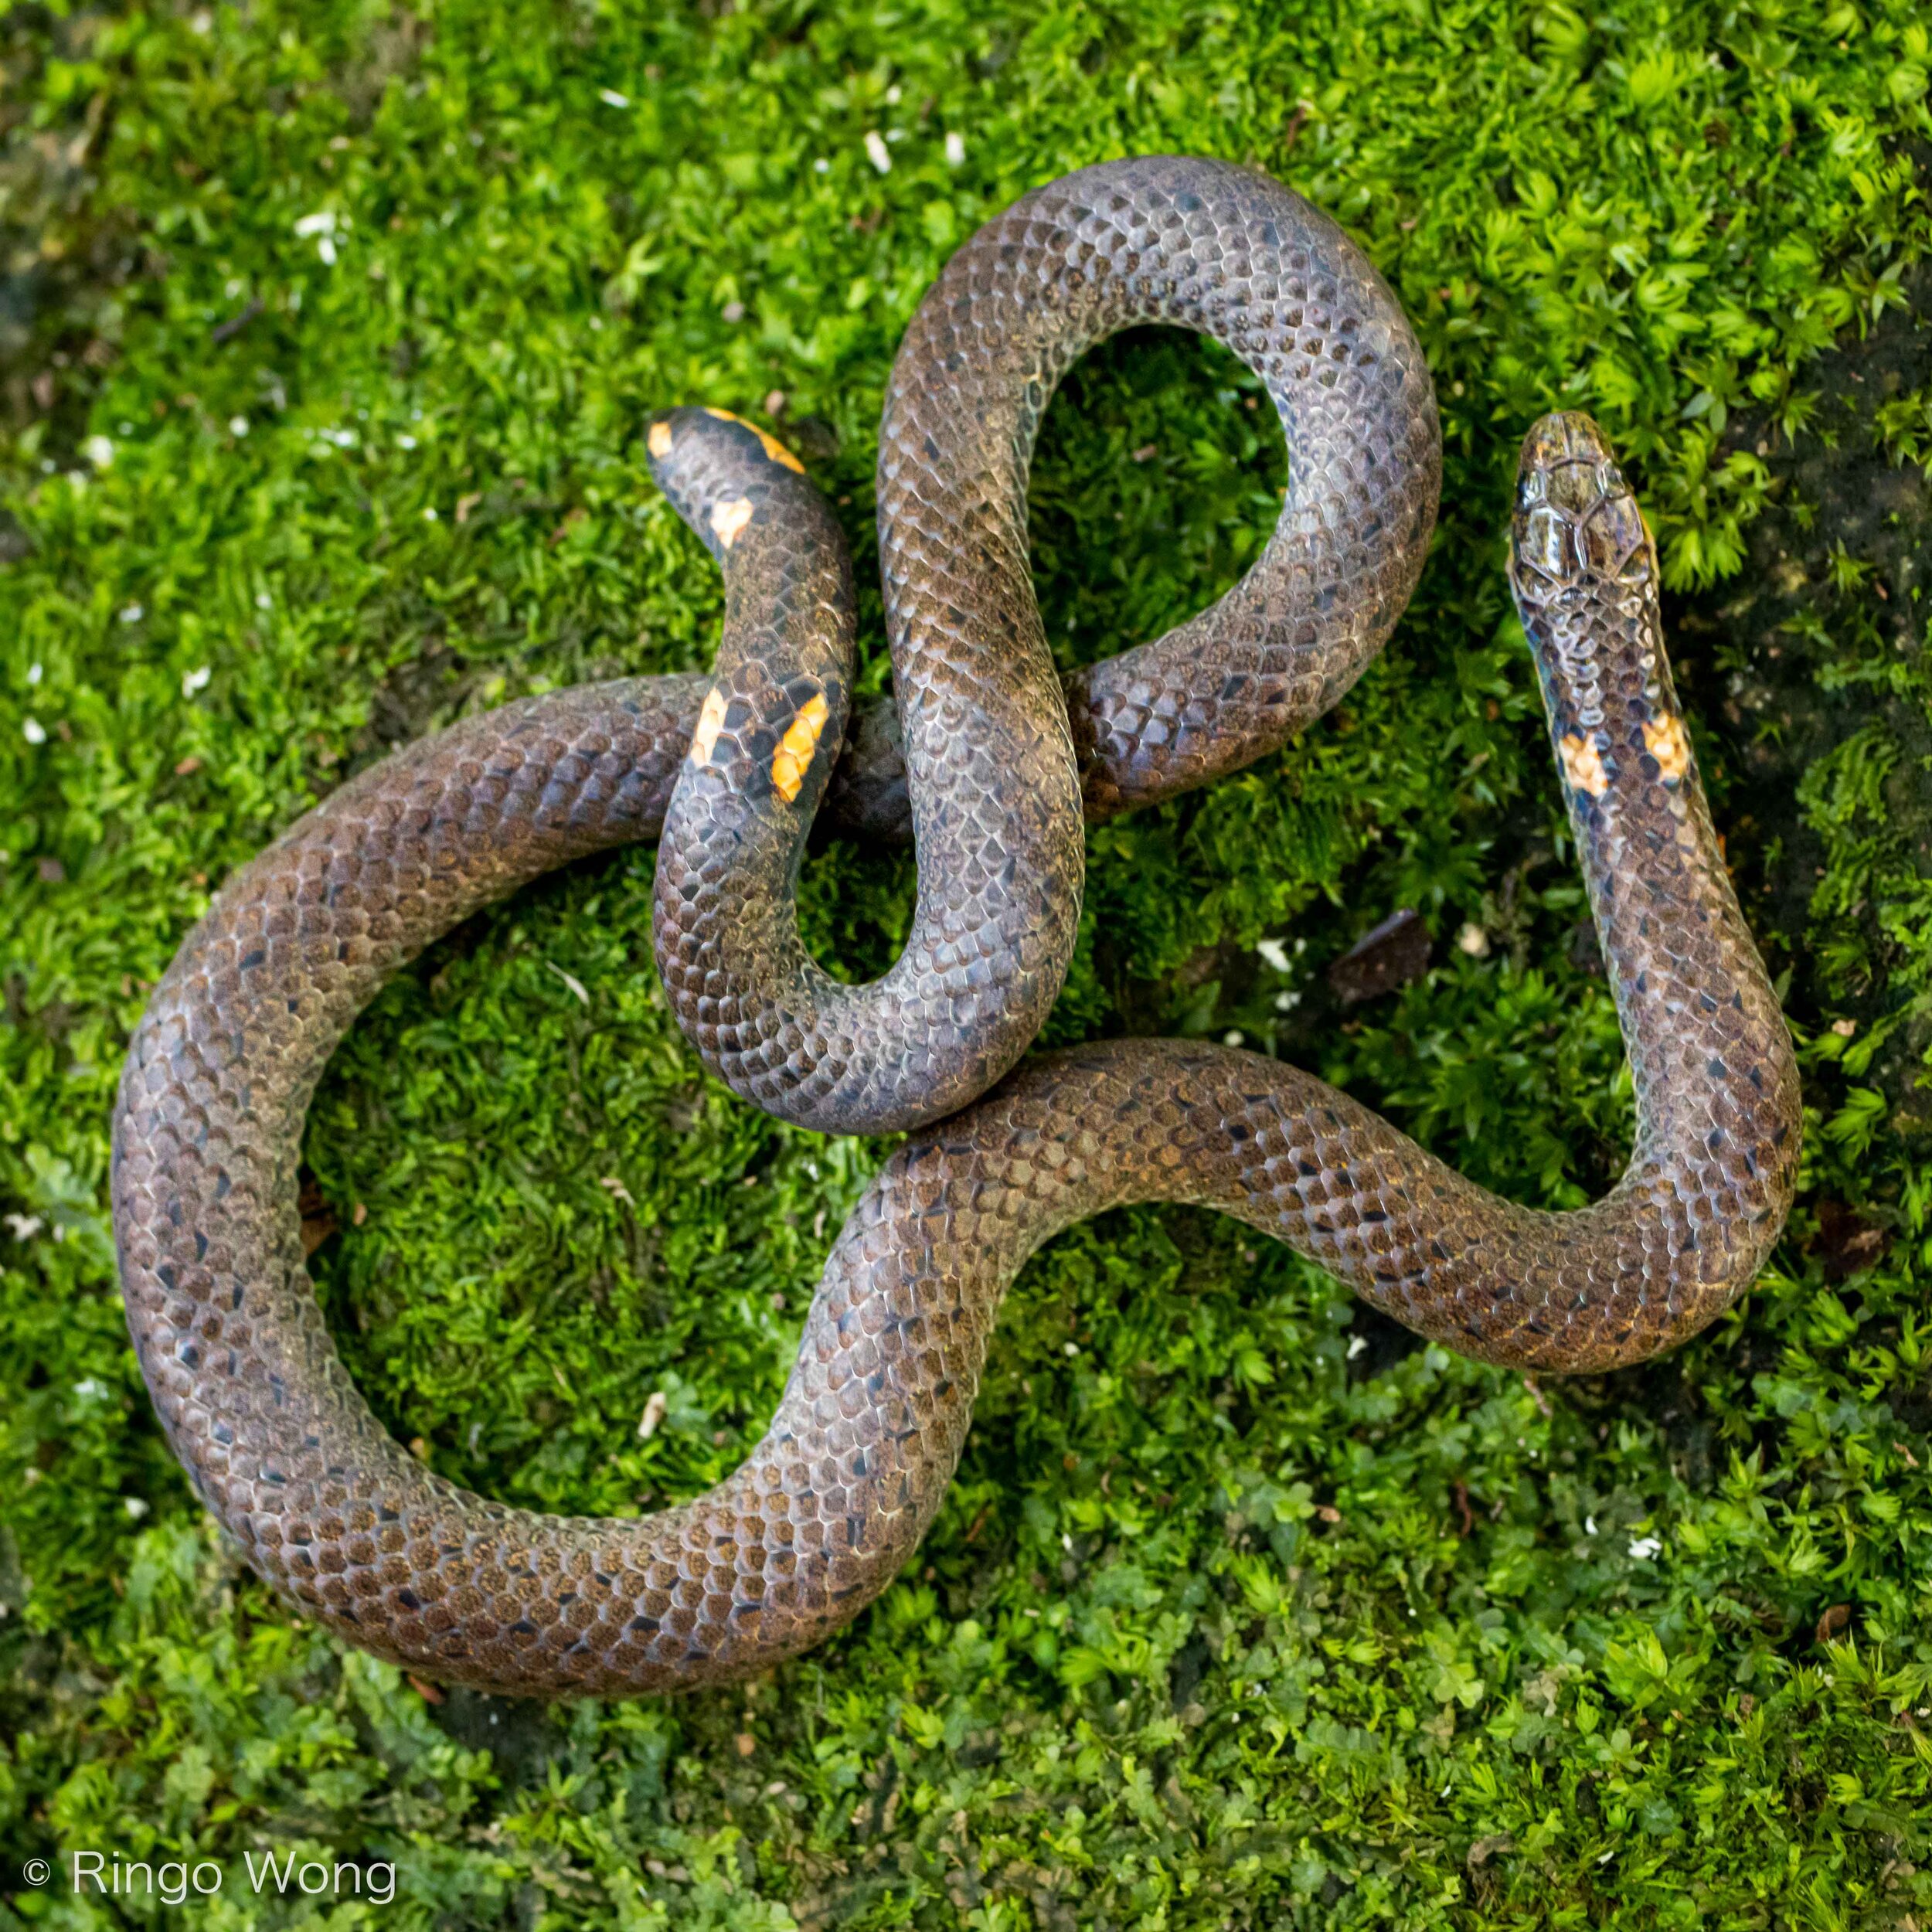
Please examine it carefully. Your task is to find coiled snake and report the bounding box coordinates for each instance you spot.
[111,157,1799,1696]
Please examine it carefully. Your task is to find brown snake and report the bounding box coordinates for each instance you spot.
[111,158,1799,1696]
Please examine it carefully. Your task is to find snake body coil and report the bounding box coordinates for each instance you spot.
[111,158,1798,1696]
[651,157,1438,1132]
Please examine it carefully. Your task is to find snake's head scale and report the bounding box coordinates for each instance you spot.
[1508,410,1653,611]
[644,406,814,565]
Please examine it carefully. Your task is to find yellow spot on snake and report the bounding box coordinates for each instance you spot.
[709,497,754,549]
[1558,733,1610,798]
[647,420,675,459]
[769,692,831,804]
[689,687,728,766]
[703,406,806,474]
[1642,713,1691,784]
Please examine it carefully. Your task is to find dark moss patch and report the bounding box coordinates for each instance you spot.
[1676,266,1932,1125]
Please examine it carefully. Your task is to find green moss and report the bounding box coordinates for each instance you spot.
[4,1,1932,1924]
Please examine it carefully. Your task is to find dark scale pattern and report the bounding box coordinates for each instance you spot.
[112,163,1796,1696]
[650,158,1440,1131]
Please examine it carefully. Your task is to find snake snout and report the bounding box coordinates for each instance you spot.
[1517,409,1611,475]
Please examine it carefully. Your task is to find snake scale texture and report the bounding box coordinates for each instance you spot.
[111,157,1800,1696]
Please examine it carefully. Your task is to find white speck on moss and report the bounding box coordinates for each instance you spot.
[546,961,590,1005]
[945,131,966,165]
[22,719,46,745]
[864,131,891,175]
[182,666,211,698]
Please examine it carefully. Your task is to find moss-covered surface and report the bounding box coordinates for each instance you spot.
[5,2,1932,1925]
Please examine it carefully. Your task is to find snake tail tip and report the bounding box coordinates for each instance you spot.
[645,405,804,479]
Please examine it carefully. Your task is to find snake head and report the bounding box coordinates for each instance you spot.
[1508,411,1654,609]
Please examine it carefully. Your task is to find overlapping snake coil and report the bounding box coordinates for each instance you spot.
[111,157,1798,1696]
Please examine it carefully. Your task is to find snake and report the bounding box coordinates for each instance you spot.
[111,157,1800,1697]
